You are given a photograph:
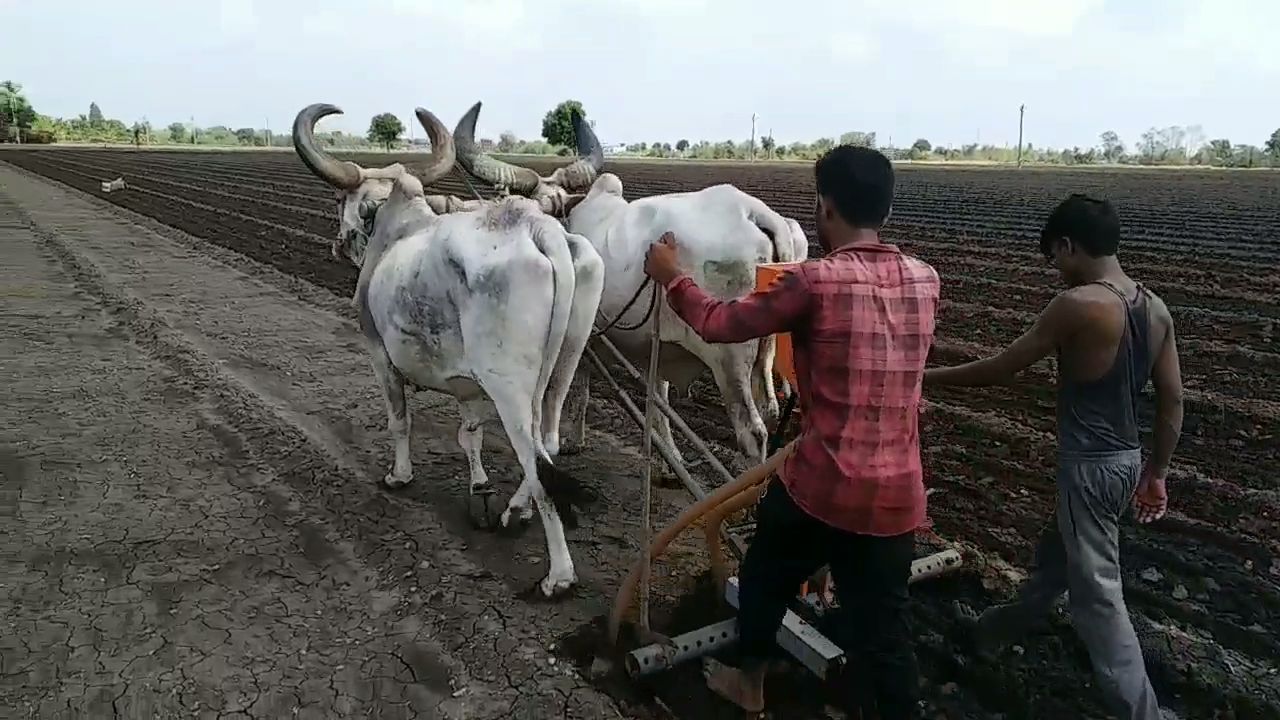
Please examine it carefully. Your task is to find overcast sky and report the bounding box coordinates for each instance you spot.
[3,0,1277,150]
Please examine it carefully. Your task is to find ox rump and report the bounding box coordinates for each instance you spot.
[448,101,812,472]
[291,102,605,598]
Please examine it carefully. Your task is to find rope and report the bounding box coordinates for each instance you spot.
[590,276,656,338]
[637,289,663,633]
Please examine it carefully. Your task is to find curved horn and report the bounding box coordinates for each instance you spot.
[410,107,457,187]
[559,109,604,192]
[453,101,541,195]
[292,103,362,190]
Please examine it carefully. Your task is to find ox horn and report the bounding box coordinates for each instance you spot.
[410,107,457,188]
[292,103,363,190]
[453,101,541,195]
[558,109,604,192]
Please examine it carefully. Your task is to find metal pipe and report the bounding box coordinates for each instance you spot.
[910,548,963,582]
[624,618,738,678]
[593,335,737,487]
[584,347,706,502]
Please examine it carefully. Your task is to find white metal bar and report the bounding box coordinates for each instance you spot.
[723,576,845,679]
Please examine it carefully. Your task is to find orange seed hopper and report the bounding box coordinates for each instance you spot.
[754,262,803,391]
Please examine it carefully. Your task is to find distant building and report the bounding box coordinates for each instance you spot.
[603,143,628,155]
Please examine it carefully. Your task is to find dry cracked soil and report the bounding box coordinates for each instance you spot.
[0,165,680,719]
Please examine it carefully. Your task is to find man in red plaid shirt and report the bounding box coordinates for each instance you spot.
[645,146,939,718]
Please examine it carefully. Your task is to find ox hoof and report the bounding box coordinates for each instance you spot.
[467,486,499,530]
[383,471,413,489]
[494,505,534,538]
[539,571,577,599]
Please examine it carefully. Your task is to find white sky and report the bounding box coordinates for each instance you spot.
[3,0,1277,150]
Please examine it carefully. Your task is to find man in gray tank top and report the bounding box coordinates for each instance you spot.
[924,194,1184,719]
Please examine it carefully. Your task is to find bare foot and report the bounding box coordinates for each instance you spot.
[702,657,765,713]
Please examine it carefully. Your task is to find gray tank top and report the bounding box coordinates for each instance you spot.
[1056,280,1152,454]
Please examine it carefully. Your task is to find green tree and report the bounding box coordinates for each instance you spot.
[167,122,187,143]
[0,81,37,132]
[366,113,404,151]
[88,102,104,128]
[676,139,689,153]
[839,131,875,147]
[234,127,257,145]
[497,131,518,152]
[1208,139,1233,165]
[1099,131,1124,162]
[541,100,586,147]
[760,135,776,157]
[1266,128,1280,159]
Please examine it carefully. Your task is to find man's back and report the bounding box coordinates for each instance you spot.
[782,242,939,537]
[1055,276,1173,454]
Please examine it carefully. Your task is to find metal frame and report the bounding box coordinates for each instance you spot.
[625,549,964,679]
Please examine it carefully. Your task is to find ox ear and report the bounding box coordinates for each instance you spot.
[563,194,588,213]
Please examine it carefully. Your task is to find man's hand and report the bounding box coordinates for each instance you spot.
[1133,465,1168,524]
[644,231,683,287]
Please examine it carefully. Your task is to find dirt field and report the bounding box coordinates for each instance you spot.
[1,147,1277,720]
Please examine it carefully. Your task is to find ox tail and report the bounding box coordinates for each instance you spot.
[744,196,801,264]
[744,196,800,411]
[529,224,576,464]
[529,224,595,527]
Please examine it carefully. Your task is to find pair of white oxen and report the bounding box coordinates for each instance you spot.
[291,102,811,597]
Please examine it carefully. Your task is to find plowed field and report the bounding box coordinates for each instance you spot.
[2,146,1276,720]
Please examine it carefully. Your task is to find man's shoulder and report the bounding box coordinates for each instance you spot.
[899,253,940,281]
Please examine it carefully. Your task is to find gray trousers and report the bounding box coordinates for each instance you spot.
[977,449,1161,720]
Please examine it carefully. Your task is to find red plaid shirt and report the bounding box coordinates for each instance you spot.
[665,241,940,536]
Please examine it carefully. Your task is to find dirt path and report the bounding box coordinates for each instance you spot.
[0,166,648,719]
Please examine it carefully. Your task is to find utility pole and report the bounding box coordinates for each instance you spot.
[750,113,757,162]
[1016,104,1026,168]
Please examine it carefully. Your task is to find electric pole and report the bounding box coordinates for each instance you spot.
[1016,104,1026,168]
[750,113,758,162]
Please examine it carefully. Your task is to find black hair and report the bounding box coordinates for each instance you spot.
[814,145,894,229]
[1040,193,1121,258]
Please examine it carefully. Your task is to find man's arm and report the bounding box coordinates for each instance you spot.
[925,291,1083,387]
[1147,308,1183,477]
[665,268,811,344]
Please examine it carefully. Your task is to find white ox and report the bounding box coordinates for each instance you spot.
[291,103,605,597]
[450,103,809,470]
